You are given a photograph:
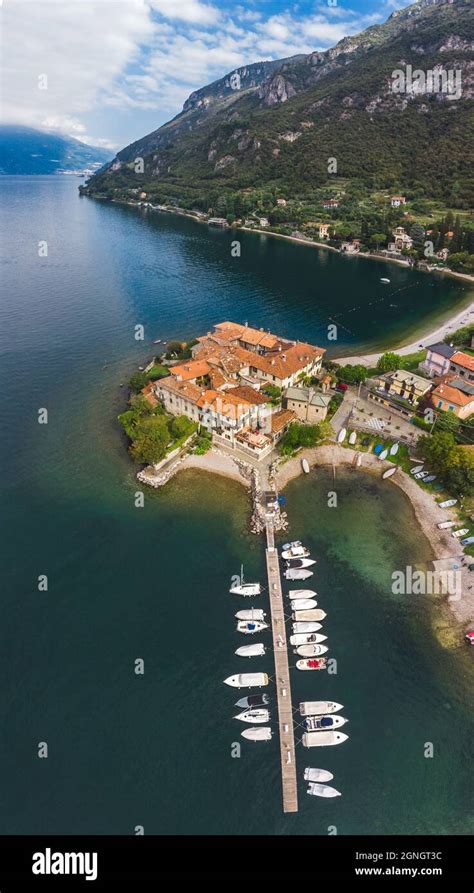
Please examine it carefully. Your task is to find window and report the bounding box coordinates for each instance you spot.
[437,401,443,408]
[448,405,455,412]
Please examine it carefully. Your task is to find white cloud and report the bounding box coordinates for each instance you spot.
[149,0,220,25]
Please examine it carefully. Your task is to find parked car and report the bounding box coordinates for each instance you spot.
[336,382,348,392]
[465,630,474,646]
[460,537,474,545]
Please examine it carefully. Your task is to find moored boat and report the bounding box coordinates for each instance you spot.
[440,498,457,508]
[235,693,269,709]
[223,672,269,688]
[410,464,424,475]
[241,727,272,741]
[236,620,269,634]
[235,609,266,621]
[304,767,334,782]
[296,658,327,671]
[307,782,342,798]
[282,540,302,550]
[382,466,397,479]
[290,633,327,645]
[293,609,326,622]
[281,545,310,559]
[299,701,344,716]
[229,564,261,596]
[285,557,316,568]
[234,708,269,724]
[288,589,317,599]
[285,569,313,580]
[235,643,265,657]
[302,458,310,474]
[304,714,347,730]
[292,621,322,633]
[295,644,328,657]
[290,598,317,610]
[302,730,348,747]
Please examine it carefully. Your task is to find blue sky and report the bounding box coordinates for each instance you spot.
[3,0,411,151]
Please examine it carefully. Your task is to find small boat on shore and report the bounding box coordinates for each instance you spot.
[293,609,326,622]
[390,442,399,455]
[236,620,269,634]
[285,569,313,580]
[241,727,272,742]
[223,672,269,689]
[290,598,317,610]
[348,431,357,445]
[292,621,322,633]
[285,557,316,568]
[452,528,469,538]
[410,465,424,475]
[423,475,437,483]
[304,714,347,730]
[302,731,348,747]
[440,498,457,508]
[415,470,430,479]
[378,448,388,460]
[235,643,265,657]
[382,466,397,479]
[300,701,343,716]
[295,644,328,657]
[290,633,327,645]
[235,609,266,621]
[304,767,334,783]
[302,458,310,474]
[234,708,269,724]
[337,427,347,443]
[296,658,327,671]
[437,520,456,529]
[288,589,317,599]
[235,693,269,709]
[281,545,310,559]
[307,782,341,798]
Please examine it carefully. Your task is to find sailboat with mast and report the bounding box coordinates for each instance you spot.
[229,564,261,596]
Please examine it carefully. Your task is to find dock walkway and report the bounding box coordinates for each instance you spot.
[265,516,298,813]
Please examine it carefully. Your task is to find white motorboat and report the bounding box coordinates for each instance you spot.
[281,545,310,560]
[290,633,327,646]
[241,727,272,741]
[348,431,357,445]
[285,557,316,568]
[300,701,344,716]
[234,709,269,724]
[236,620,269,634]
[390,442,399,455]
[229,564,261,596]
[282,541,302,550]
[293,609,326,622]
[437,520,456,529]
[415,470,429,479]
[302,458,310,474]
[235,609,266,621]
[223,672,269,688]
[235,643,265,658]
[452,528,469,538]
[307,783,341,798]
[380,278,390,283]
[337,427,347,443]
[285,569,313,581]
[410,465,424,475]
[290,598,317,610]
[296,658,327,671]
[292,621,322,633]
[304,767,334,783]
[288,589,317,599]
[295,644,328,657]
[302,731,348,747]
[378,448,388,460]
[440,498,457,508]
[382,466,397,479]
[304,714,347,730]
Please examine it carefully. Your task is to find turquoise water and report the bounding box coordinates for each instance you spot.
[1,176,472,834]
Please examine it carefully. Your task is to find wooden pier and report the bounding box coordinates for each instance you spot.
[265,516,298,813]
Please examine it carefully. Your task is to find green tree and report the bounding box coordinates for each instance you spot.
[417,431,457,473]
[369,232,386,249]
[129,371,148,393]
[435,411,460,435]
[338,364,367,384]
[129,416,170,464]
[170,415,194,440]
[376,352,401,373]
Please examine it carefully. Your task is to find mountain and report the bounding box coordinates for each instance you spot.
[0,126,112,175]
[84,0,474,209]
